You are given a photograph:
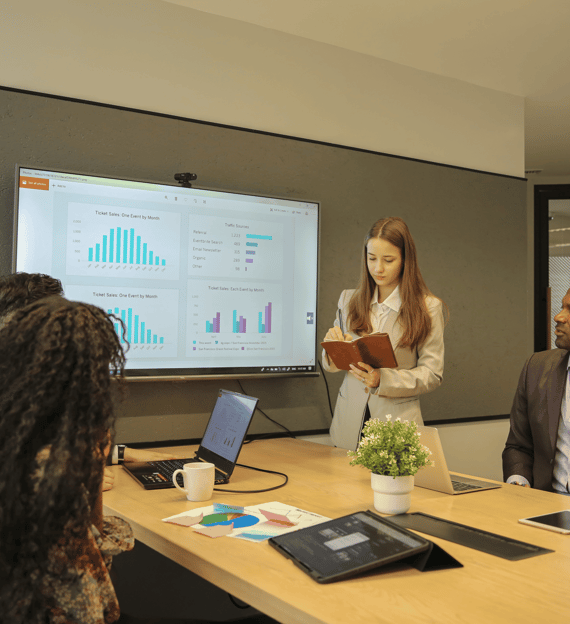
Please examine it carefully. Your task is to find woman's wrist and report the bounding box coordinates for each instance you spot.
[370,375,381,391]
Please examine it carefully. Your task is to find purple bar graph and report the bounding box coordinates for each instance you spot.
[265,302,272,333]
[206,312,221,333]
[209,304,272,334]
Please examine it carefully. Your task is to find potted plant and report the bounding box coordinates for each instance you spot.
[347,415,432,514]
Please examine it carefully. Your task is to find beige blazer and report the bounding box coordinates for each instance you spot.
[323,289,445,451]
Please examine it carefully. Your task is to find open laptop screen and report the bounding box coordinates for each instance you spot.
[200,390,258,463]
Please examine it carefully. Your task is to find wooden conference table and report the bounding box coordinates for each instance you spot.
[103,438,570,624]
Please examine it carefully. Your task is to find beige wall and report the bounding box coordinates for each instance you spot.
[1,0,524,177]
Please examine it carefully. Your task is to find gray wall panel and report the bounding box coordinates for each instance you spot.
[0,88,528,443]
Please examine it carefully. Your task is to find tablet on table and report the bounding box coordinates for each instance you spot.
[268,510,430,583]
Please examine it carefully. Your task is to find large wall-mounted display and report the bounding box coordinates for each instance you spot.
[14,166,319,379]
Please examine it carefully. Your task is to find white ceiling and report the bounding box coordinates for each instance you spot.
[164,0,570,176]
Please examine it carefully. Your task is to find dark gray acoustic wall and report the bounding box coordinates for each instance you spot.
[0,88,528,443]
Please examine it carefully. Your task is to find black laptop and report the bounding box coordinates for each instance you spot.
[123,389,259,490]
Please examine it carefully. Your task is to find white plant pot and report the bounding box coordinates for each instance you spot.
[370,473,414,515]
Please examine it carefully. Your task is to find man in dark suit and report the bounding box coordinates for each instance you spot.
[503,289,570,492]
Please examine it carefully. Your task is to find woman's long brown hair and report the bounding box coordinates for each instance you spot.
[346,217,442,350]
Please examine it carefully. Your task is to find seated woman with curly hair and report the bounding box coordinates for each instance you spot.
[0,296,133,624]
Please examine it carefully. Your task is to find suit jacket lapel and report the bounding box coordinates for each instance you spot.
[548,351,570,451]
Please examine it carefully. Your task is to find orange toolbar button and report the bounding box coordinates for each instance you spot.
[20,176,49,190]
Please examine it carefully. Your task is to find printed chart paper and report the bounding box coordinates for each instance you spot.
[162,501,329,542]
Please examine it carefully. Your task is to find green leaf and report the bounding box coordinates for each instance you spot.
[347,417,433,477]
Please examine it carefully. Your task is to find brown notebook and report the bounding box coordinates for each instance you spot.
[321,332,397,371]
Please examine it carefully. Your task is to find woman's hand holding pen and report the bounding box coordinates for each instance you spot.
[349,362,381,389]
[324,326,352,342]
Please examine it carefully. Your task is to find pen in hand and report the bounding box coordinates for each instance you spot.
[336,310,351,340]
[323,309,351,343]
[323,312,352,342]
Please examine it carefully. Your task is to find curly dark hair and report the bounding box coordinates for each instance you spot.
[0,296,126,623]
[0,272,64,322]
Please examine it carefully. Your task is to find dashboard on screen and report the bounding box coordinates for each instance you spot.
[13,166,320,379]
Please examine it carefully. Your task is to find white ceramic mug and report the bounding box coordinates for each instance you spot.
[172,462,215,501]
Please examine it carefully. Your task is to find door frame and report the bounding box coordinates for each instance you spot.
[534,184,570,351]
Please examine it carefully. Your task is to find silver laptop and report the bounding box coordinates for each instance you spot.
[415,426,501,495]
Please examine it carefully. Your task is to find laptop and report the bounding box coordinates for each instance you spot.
[123,388,259,490]
[415,426,501,495]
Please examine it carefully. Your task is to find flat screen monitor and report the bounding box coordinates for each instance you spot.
[13,166,320,380]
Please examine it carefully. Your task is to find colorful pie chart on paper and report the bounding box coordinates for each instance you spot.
[200,513,259,529]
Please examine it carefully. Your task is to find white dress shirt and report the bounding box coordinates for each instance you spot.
[368,286,401,397]
[369,286,401,333]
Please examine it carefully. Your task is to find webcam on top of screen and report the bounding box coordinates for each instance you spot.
[174,172,198,188]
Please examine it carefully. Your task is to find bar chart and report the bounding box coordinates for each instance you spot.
[243,234,272,269]
[187,280,282,357]
[88,227,167,267]
[204,302,272,334]
[188,214,284,280]
[66,202,181,280]
[206,312,221,333]
[109,306,165,346]
[65,284,179,360]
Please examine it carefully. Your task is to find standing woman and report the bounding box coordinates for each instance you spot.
[0,296,132,624]
[322,217,445,450]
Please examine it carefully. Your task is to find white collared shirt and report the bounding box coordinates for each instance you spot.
[369,286,401,333]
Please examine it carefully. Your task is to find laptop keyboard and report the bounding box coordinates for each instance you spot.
[451,479,483,492]
[148,458,227,485]
[148,458,192,486]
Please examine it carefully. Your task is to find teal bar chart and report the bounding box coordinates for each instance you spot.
[66,203,181,280]
[65,284,179,361]
[109,306,165,346]
[89,227,167,267]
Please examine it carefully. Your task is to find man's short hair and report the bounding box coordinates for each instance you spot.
[0,272,64,320]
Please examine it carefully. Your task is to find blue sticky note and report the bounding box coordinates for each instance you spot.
[213,503,244,514]
[234,531,275,542]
